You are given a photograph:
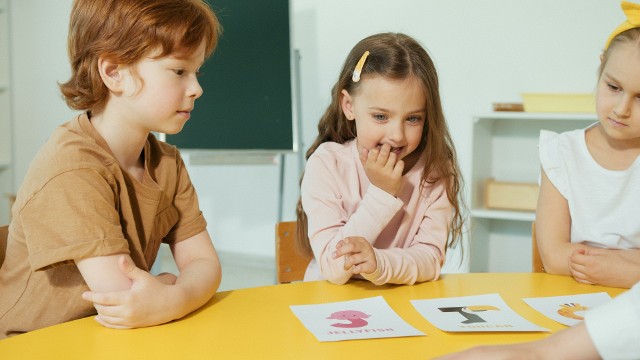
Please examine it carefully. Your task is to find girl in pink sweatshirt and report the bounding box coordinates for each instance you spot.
[296,33,465,285]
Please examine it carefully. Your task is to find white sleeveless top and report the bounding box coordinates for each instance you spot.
[539,126,640,249]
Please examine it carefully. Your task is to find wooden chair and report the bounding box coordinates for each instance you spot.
[275,221,312,284]
[531,222,545,273]
[0,224,8,267]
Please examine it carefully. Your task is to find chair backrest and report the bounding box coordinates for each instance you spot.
[531,222,545,273]
[275,221,312,284]
[0,224,8,267]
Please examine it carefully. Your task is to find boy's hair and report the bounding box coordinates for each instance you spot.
[59,0,221,113]
[599,27,640,78]
[296,32,465,259]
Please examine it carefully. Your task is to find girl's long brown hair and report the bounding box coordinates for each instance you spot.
[296,33,465,259]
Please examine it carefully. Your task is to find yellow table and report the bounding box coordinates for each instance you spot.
[0,273,625,359]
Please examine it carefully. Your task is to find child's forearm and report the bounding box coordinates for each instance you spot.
[362,245,440,285]
[170,257,221,320]
[541,241,592,275]
[436,322,599,360]
[316,242,355,285]
[538,323,600,360]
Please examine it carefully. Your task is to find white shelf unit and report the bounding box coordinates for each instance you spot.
[0,0,12,224]
[469,112,597,272]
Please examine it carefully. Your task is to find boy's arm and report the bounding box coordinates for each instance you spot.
[77,230,221,329]
[168,229,221,317]
[535,169,591,275]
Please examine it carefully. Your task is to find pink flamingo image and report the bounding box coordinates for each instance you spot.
[327,310,370,328]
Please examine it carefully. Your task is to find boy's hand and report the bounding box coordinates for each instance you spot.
[333,236,377,275]
[360,143,404,197]
[82,256,178,329]
[155,272,178,285]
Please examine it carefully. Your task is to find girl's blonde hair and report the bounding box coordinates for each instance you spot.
[296,32,465,258]
[59,0,221,114]
[599,27,640,78]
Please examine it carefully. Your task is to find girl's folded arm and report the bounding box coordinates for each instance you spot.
[536,169,590,275]
[302,158,402,284]
[363,186,450,285]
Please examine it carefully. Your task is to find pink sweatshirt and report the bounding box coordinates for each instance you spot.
[301,140,452,285]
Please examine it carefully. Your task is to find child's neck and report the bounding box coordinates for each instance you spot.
[586,125,640,171]
[88,109,147,181]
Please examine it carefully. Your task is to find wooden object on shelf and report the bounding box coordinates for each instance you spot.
[275,221,312,284]
[483,179,539,211]
[492,102,524,112]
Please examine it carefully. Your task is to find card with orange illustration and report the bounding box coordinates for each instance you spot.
[522,292,612,326]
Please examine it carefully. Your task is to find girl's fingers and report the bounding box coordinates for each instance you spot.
[359,148,369,164]
[334,243,355,258]
[376,144,391,165]
[385,151,397,169]
[392,159,404,176]
[366,147,379,165]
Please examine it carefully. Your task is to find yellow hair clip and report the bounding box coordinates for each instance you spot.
[352,51,370,82]
[605,1,640,50]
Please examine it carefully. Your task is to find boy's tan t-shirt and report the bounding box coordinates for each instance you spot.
[0,114,207,338]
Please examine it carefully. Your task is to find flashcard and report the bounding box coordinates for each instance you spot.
[411,293,549,332]
[289,296,425,342]
[522,292,612,326]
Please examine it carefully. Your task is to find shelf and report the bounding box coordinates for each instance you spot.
[471,208,535,222]
[474,112,598,123]
[467,112,594,272]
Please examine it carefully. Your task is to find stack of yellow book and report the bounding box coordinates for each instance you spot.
[521,93,596,113]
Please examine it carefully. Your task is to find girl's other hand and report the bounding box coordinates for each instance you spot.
[360,144,404,197]
[334,236,377,275]
[569,248,640,288]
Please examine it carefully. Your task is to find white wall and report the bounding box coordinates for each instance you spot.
[9,1,623,269]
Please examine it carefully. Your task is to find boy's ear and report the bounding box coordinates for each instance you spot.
[97,56,127,93]
[340,89,355,121]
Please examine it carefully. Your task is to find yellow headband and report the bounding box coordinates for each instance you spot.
[605,1,640,50]
[352,51,370,82]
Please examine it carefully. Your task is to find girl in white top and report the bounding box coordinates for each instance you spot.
[295,33,465,285]
[537,1,640,288]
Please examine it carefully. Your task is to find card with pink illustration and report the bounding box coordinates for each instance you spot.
[411,294,549,332]
[522,292,612,326]
[289,296,425,342]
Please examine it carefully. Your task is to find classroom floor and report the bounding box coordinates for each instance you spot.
[152,245,277,291]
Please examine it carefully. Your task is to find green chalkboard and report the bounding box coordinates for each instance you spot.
[167,0,293,151]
